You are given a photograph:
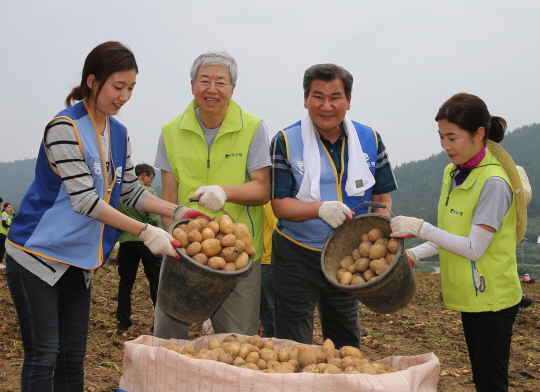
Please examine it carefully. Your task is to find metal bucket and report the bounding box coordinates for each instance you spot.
[321,213,416,314]
[157,219,252,323]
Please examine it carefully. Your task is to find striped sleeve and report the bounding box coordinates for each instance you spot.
[119,135,150,210]
[372,132,398,195]
[44,119,106,218]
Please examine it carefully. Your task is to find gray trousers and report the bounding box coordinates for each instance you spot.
[154,259,261,339]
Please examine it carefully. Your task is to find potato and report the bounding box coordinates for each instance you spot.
[386,253,396,264]
[297,345,317,367]
[208,337,221,349]
[321,339,335,359]
[186,242,201,256]
[363,269,376,281]
[355,258,371,273]
[265,359,280,370]
[234,240,246,254]
[257,359,267,370]
[351,275,366,285]
[374,238,388,247]
[370,258,390,275]
[387,238,400,254]
[339,271,353,285]
[358,363,378,375]
[326,357,341,367]
[323,364,342,374]
[358,242,371,258]
[339,346,363,359]
[222,341,240,357]
[361,233,371,243]
[336,268,347,280]
[220,215,234,235]
[181,345,195,356]
[260,348,278,363]
[232,357,245,366]
[221,234,237,247]
[288,359,300,373]
[238,343,252,359]
[222,335,238,343]
[220,246,240,262]
[201,238,222,257]
[346,264,357,274]
[244,351,259,365]
[187,219,204,233]
[273,363,295,373]
[208,256,226,270]
[341,356,357,369]
[178,224,189,233]
[201,227,215,241]
[302,364,320,373]
[172,228,190,248]
[233,252,250,270]
[371,362,387,371]
[262,340,274,350]
[195,216,209,229]
[278,348,290,362]
[207,221,220,235]
[351,248,361,261]
[223,262,236,271]
[248,334,264,349]
[215,233,225,241]
[217,352,233,364]
[233,222,255,255]
[339,256,355,270]
[188,230,202,243]
[368,244,387,259]
[367,228,384,242]
[192,253,208,265]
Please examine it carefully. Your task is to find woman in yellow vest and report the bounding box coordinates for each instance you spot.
[390,93,531,392]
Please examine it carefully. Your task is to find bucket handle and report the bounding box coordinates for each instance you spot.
[180,197,236,223]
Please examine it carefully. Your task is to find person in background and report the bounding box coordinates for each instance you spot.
[153,50,271,339]
[0,202,14,267]
[116,163,162,332]
[391,93,532,392]
[260,202,277,337]
[0,197,3,212]
[5,41,206,391]
[270,63,397,349]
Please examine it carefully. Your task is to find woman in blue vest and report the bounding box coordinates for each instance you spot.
[391,93,530,392]
[5,41,205,392]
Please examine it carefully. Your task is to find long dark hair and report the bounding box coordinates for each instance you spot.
[65,41,138,107]
[435,93,507,143]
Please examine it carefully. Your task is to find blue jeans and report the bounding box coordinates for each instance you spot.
[260,264,274,337]
[6,255,91,391]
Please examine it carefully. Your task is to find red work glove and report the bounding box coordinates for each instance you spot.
[172,206,211,222]
[406,249,419,268]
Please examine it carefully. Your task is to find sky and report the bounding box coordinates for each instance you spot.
[1,1,539,168]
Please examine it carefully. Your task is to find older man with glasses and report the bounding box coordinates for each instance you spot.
[153,51,271,339]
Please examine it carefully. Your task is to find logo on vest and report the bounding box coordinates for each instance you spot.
[450,208,464,216]
[93,162,102,175]
[116,166,123,184]
[364,153,376,168]
[225,153,243,159]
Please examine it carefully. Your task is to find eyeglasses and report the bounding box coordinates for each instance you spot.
[194,79,232,89]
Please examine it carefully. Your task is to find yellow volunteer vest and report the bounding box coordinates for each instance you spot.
[437,149,522,312]
[162,99,264,260]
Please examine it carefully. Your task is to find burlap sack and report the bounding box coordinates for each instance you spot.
[118,334,439,392]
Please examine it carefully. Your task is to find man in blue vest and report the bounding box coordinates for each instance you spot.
[270,63,398,349]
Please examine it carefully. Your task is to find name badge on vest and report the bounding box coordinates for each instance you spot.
[355,179,364,188]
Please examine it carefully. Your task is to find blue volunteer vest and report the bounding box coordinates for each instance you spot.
[7,101,128,269]
[276,120,377,250]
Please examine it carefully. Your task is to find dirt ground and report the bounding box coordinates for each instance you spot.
[0,264,539,392]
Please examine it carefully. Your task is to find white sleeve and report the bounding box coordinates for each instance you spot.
[419,222,495,261]
[409,241,439,260]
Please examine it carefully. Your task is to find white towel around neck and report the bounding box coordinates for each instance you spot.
[296,113,375,202]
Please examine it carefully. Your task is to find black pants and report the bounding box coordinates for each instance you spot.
[116,241,162,329]
[272,232,360,349]
[461,303,520,392]
[0,233,6,262]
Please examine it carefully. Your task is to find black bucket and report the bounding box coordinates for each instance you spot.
[321,213,416,314]
[157,219,252,323]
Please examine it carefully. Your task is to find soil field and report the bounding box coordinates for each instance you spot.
[0,264,539,391]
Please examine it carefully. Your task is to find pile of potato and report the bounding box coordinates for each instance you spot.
[337,227,400,285]
[166,334,398,374]
[172,215,255,271]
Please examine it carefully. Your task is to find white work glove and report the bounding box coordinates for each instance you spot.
[406,249,419,268]
[194,185,227,211]
[318,201,353,229]
[390,216,424,238]
[138,224,180,259]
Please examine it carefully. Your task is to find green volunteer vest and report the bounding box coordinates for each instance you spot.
[162,99,264,260]
[437,149,522,312]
